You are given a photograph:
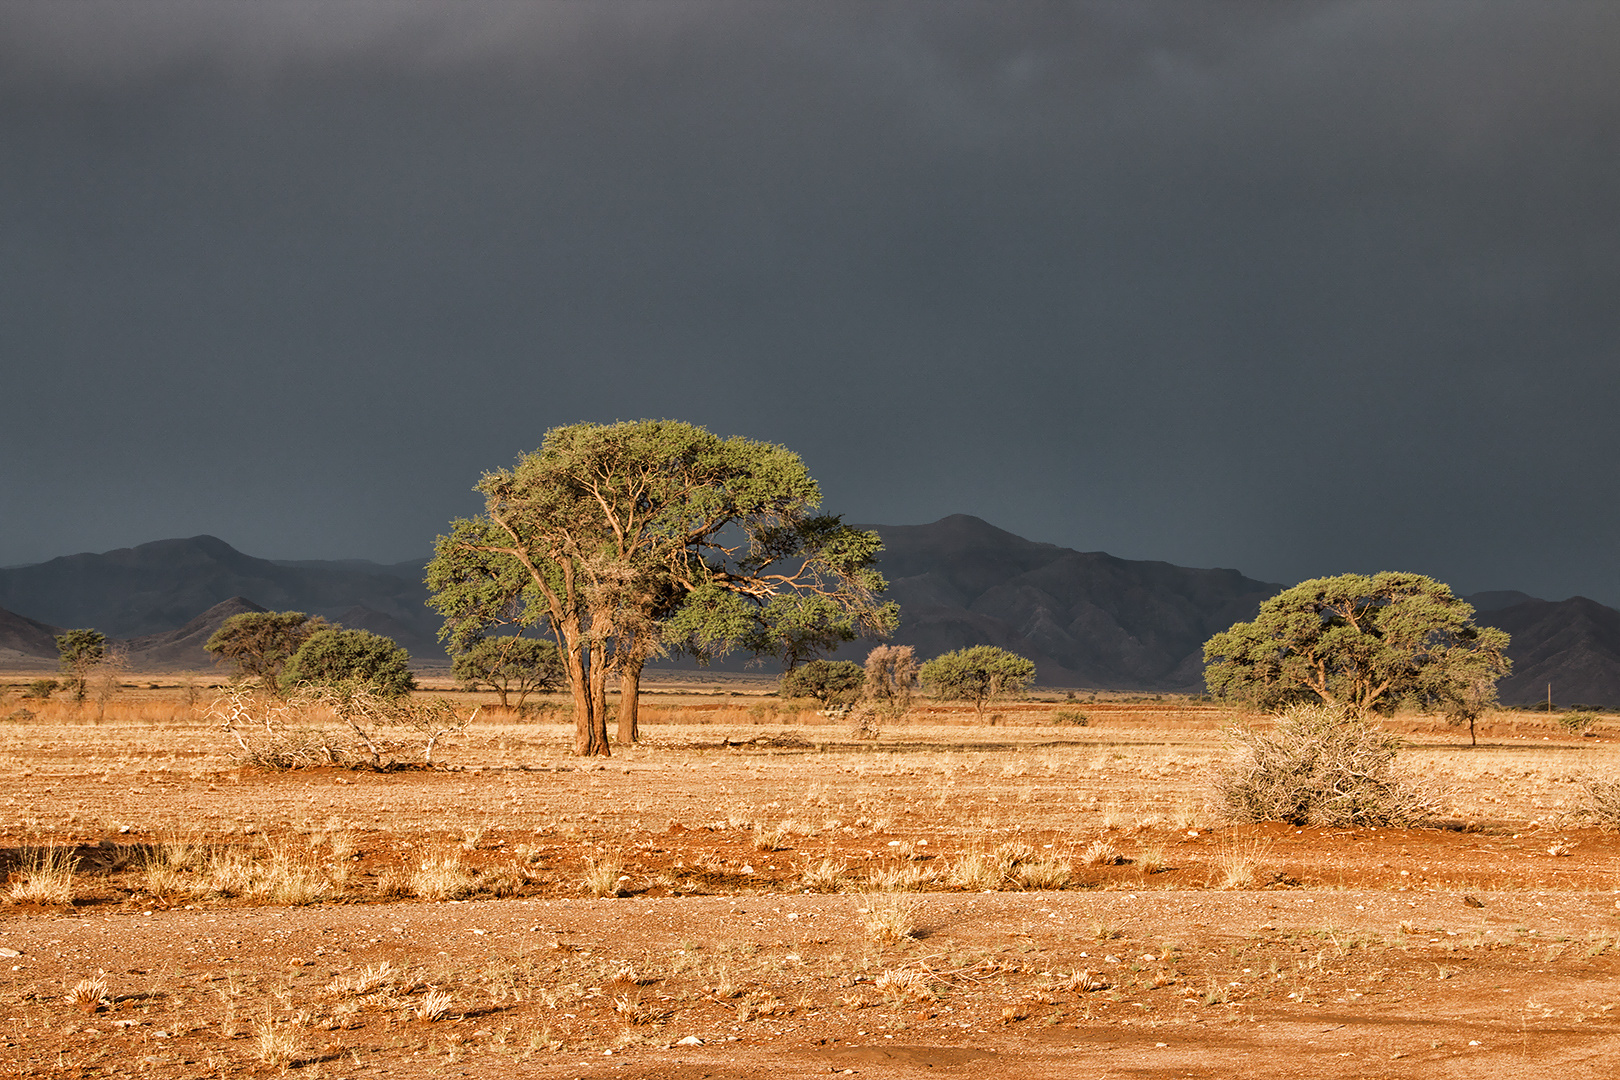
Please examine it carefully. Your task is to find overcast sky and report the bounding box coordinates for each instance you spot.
[3,1,1617,604]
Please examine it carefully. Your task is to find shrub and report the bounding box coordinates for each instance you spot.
[1577,776,1620,830]
[1558,711,1599,736]
[781,660,864,707]
[21,678,59,700]
[1212,703,1438,827]
[1052,708,1089,726]
[280,628,414,698]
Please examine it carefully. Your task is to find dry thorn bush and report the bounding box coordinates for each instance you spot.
[1576,776,1620,830]
[1213,703,1440,827]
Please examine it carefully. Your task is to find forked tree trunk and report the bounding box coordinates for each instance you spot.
[561,621,610,757]
[617,657,644,744]
[582,641,611,756]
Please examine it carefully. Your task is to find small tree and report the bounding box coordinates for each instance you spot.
[55,629,106,704]
[205,611,327,692]
[280,628,415,698]
[863,644,917,710]
[781,659,865,708]
[919,645,1037,717]
[1203,572,1510,718]
[452,636,563,709]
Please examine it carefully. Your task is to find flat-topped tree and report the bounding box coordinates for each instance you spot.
[205,611,327,693]
[1202,572,1510,719]
[427,420,896,756]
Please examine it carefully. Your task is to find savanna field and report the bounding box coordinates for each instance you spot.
[4,677,1620,1079]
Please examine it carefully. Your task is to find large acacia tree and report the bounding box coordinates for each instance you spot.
[426,420,896,756]
[1202,572,1510,718]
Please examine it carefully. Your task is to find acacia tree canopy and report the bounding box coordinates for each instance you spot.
[205,611,326,691]
[452,635,563,709]
[918,645,1037,715]
[55,628,105,703]
[427,420,896,756]
[1202,572,1511,717]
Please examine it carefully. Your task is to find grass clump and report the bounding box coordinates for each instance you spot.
[410,852,477,901]
[8,846,80,905]
[863,893,922,943]
[581,857,625,898]
[1213,703,1438,827]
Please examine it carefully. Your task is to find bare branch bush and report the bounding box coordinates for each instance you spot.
[209,683,475,769]
[1212,703,1440,827]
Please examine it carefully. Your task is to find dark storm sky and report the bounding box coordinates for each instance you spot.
[3,2,1617,604]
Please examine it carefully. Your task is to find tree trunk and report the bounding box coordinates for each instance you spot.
[560,622,608,757]
[618,657,643,744]
[583,641,611,756]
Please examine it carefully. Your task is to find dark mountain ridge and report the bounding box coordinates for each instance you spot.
[859,515,1282,690]
[0,537,440,657]
[4,521,1620,704]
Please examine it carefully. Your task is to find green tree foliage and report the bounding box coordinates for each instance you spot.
[54,629,106,703]
[452,636,563,709]
[1202,572,1511,718]
[918,645,1037,716]
[780,659,865,708]
[279,628,415,698]
[204,611,326,691]
[427,420,896,756]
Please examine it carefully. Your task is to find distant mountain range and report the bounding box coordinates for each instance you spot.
[0,537,443,670]
[2,516,1618,707]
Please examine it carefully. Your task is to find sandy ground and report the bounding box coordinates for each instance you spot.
[2,689,1618,1078]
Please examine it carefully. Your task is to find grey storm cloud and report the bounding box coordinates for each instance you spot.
[2,1,1617,605]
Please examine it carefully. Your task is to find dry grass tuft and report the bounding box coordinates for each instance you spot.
[874,968,933,1003]
[9,845,79,905]
[1079,838,1122,867]
[863,893,922,943]
[415,989,453,1022]
[1213,834,1275,889]
[799,858,849,893]
[582,857,626,898]
[254,1019,302,1067]
[411,852,476,901]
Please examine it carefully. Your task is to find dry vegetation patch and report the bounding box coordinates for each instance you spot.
[3,684,1620,1076]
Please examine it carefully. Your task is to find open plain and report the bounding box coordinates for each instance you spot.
[3,681,1620,1078]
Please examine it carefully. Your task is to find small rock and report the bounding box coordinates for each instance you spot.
[0,948,20,958]
[1463,895,1485,909]
[676,1035,704,1046]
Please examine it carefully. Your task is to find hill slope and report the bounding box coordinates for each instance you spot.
[0,537,441,658]
[858,515,1282,690]
[1475,597,1620,709]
